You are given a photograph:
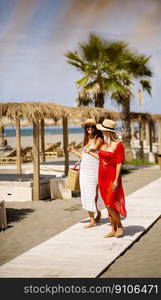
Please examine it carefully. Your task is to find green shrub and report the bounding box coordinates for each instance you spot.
[123,159,156,165]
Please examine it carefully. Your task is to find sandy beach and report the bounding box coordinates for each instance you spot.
[6,133,84,149]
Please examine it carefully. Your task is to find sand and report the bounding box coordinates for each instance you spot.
[0,165,161,277]
[6,133,84,148]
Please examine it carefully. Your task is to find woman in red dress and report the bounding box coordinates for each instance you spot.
[85,119,127,238]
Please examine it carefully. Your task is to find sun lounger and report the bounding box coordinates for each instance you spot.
[0,149,17,163]
[21,146,33,162]
[0,147,33,164]
[68,141,76,147]
[45,142,61,152]
[74,141,83,150]
[45,142,64,157]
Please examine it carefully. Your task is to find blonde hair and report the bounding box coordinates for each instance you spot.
[103,131,119,144]
[109,131,119,141]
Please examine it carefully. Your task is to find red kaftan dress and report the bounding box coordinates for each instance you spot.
[98,141,127,217]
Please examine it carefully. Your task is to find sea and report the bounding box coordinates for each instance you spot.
[3,125,125,137]
[3,126,84,137]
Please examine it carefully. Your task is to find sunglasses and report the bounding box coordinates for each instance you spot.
[86,125,95,129]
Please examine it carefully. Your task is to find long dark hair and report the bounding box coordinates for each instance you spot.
[83,125,104,147]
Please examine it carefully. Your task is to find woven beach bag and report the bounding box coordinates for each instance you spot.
[65,161,80,192]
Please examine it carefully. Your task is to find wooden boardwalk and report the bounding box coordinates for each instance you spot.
[0,177,161,278]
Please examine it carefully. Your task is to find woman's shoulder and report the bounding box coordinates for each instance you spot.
[95,136,104,143]
[113,140,123,151]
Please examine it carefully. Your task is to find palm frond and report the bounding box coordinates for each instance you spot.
[84,80,98,90]
[76,76,89,87]
[140,80,152,96]
[65,51,83,64]
[66,60,82,70]
[103,78,127,94]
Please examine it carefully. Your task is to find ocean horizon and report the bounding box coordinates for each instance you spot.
[4,126,84,137]
[3,124,139,137]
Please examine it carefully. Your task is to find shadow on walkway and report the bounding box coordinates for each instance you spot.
[6,208,34,223]
[124,225,145,236]
[80,217,109,226]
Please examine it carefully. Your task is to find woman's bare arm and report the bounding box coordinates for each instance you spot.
[84,148,99,159]
[115,163,122,181]
[68,146,82,158]
[113,163,122,191]
[89,137,103,151]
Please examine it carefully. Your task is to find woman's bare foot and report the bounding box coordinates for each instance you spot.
[84,223,96,228]
[95,211,101,223]
[115,226,124,237]
[104,231,116,238]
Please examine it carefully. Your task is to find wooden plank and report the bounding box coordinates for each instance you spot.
[157,120,161,154]
[63,117,69,176]
[16,119,22,174]
[33,121,40,201]
[145,121,150,145]
[40,119,45,162]
[139,117,144,159]
[149,120,153,152]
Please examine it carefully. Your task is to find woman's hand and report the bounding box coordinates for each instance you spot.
[67,146,75,152]
[84,147,90,154]
[113,179,118,192]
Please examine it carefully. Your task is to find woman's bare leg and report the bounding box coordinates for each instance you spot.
[95,185,101,223]
[84,211,96,228]
[104,207,123,237]
[104,215,117,238]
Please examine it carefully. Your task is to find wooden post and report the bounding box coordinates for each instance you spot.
[157,120,161,154]
[130,120,135,147]
[33,120,40,201]
[152,121,156,143]
[149,120,153,152]
[145,120,150,145]
[157,120,161,169]
[40,119,45,162]
[139,117,144,159]
[16,118,22,174]
[63,117,69,176]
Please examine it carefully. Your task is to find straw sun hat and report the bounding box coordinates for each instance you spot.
[96,119,116,132]
[81,118,96,128]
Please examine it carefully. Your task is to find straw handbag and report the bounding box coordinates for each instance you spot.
[65,160,80,192]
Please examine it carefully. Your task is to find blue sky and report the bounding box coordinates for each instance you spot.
[0,0,161,114]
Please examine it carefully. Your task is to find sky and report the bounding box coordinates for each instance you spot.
[0,0,161,114]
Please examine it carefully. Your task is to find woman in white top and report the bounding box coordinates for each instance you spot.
[68,119,105,228]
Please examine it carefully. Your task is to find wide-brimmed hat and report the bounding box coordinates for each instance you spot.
[81,118,96,128]
[96,119,116,132]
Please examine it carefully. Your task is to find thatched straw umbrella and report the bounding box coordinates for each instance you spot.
[0,102,72,200]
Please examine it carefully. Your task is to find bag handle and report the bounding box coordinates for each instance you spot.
[73,159,81,169]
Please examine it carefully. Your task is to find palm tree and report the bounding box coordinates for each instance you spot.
[65,34,126,108]
[76,89,93,106]
[111,52,152,149]
[65,34,153,154]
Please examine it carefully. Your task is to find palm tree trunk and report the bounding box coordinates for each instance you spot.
[0,126,4,145]
[121,97,133,161]
[94,92,104,107]
[122,97,131,147]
